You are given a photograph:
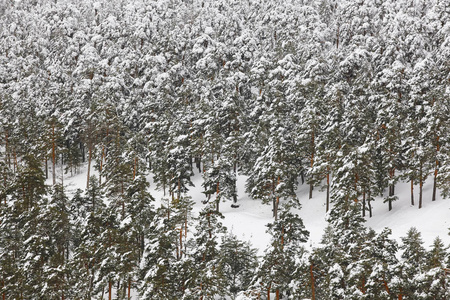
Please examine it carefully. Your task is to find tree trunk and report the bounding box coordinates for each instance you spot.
[274,176,280,220]
[419,164,423,209]
[87,145,92,189]
[128,277,131,300]
[410,177,414,206]
[99,145,105,185]
[433,136,439,201]
[432,168,437,201]
[368,190,372,218]
[108,280,112,300]
[309,131,314,199]
[216,181,220,212]
[326,170,330,212]
[362,190,366,217]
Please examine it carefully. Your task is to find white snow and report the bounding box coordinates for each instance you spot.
[58,161,449,257]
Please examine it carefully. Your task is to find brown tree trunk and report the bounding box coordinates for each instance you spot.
[362,189,366,217]
[108,280,112,300]
[274,176,280,220]
[419,163,423,209]
[179,227,183,258]
[216,181,220,212]
[99,145,105,185]
[128,277,131,300]
[309,131,314,199]
[382,278,390,294]
[410,177,414,206]
[433,136,439,201]
[87,145,92,189]
[326,169,330,212]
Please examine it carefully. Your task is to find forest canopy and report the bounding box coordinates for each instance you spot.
[0,0,449,299]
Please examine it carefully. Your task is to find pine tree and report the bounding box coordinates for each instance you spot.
[420,237,450,299]
[187,203,228,299]
[360,228,399,299]
[396,227,427,299]
[254,203,309,299]
[140,196,194,299]
[220,233,258,298]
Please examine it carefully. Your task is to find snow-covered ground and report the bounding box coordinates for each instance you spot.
[60,163,450,256]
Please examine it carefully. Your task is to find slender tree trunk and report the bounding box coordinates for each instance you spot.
[326,169,330,212]
[45,159,48,179]
[275,288,280,300]
[362,189,366,217]
[177,178,181,201]
[81,141,85,163]
[419,163,423,209]
[382,278,390,294]
[61,153,64,186]
[410,177,414,206]
[309,131,314,199]
[179,227,183,258]
[99,145,105,185]
[5,131,10,168]
[108,280,112,300]
[433,136,439,201]
[368,190,372,218]
[432,168,437,201]
[216,181,220,212]
[128,277,131,300]
[274,176,280,220]
[87,145,92,189]
[336,23,340,49]
[267,283,271,300]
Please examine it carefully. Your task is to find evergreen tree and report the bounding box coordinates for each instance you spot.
[140,196,194,299]
[253,204,309,299]
[186,203,228,299]
[220,233,258,298]
[396,227,428,299]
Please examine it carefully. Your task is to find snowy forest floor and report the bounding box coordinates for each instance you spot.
[60,162,449,255]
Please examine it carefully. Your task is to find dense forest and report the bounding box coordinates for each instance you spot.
[0,0,449,299]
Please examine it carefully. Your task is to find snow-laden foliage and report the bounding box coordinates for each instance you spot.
[0,0,449,299]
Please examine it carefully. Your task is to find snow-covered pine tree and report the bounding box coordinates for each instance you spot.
[219,233,258,298]
[253,203,309,299]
